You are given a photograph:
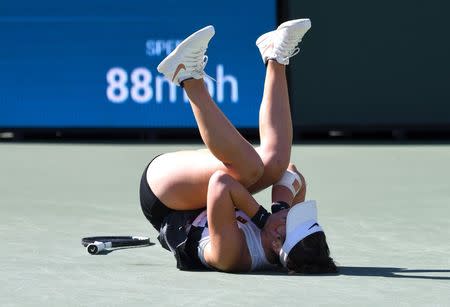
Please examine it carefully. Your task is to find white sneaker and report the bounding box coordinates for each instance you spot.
[157,25,215,86]
[256,19,311,65]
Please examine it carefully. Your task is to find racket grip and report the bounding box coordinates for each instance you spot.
[87,241,112,255]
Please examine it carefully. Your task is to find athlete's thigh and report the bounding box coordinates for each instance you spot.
[147,149,227,210]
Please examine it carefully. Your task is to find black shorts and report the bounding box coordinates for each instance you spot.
[139,155,172,231]
[139,155,208,271]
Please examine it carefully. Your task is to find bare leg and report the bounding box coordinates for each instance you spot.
[183,79,263,183]
[147,79,263,211]
[148,25,264,211]
[249,61,293,193]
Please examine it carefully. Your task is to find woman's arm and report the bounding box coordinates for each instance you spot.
[203,170,262,272]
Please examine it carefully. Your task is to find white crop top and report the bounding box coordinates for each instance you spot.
[192,210,275,271]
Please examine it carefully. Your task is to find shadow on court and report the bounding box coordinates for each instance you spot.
[244,266,450,280]
[338,266,450,280]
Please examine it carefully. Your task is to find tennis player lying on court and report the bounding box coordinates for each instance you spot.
[140,19,337,273]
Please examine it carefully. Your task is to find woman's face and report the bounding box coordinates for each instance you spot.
[265,209,289,252]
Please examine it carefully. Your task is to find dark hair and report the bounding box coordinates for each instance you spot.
[286,232,338,274]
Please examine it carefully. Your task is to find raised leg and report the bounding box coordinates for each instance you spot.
[249,19,312,193]
[249,61,292,192]
[148,26,263,211]
[183,79,263,184]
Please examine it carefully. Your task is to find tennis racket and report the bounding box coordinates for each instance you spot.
[81,236,152,255]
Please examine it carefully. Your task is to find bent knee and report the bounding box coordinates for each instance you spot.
[261,154,290,185]
[243,159,264,186]
[230,156,264,187]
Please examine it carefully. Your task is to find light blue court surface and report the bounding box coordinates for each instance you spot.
[0,143,449,306]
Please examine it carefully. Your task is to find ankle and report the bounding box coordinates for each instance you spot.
[182,78,204,89]
[267,59,286,70]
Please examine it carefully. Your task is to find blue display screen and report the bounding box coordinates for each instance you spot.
[0,0,275,127]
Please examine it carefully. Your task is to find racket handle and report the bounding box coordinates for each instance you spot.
[87,241,112,255]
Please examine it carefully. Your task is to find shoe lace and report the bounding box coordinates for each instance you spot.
[286,47,300,60]
[199,55,216,82]
[188,49,215,81]
[279,36,301,61]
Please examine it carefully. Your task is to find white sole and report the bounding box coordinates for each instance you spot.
[256,19,311,47]
[277,18,311,31]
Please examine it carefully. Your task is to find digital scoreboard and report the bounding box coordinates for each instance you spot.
[0,0,276,128]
